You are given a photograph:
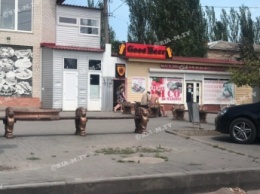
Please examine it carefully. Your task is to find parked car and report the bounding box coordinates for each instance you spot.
[215,102,260,144]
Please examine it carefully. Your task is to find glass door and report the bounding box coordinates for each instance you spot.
[186,82,201,104]
[87,73,102,111]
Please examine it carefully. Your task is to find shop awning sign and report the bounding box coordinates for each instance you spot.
[119,43,172,59]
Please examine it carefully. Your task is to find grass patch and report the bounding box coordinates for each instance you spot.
[154,153,168,161]
[27,153,40,160]
[117,159,135,163]
[136,146,169,153]
[95,147,136,155]
[189,162,203,166]
[95,146,170,156]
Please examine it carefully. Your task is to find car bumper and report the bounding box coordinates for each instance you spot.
[215,115,229,134]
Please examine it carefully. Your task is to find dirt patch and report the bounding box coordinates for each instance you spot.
[0,165,15,171]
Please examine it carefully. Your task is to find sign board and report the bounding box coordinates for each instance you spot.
[118,43,173,59]
[115,63,126,78]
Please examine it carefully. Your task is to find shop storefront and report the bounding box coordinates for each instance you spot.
[119,43,252,111]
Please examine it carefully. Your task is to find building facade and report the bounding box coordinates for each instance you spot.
[0,0,60,108]
[119,43,253,111]
[0,0,125,111]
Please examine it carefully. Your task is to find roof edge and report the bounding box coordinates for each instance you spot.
[40,43,104,53]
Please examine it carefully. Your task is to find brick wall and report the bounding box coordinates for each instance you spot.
[0,0,56,108]
[0,97,40,110]
[207,50,240,60]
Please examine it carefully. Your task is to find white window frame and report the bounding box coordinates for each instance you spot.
[58,16,78,26]
[79,18,99,36]
[0,0,33,32]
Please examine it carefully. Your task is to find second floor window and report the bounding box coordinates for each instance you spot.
[80,18,99,35]
[0,0,32,31]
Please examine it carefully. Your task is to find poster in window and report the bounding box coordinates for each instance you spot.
[132,77,145,93]
[203,79,234,104]
[149,77,183,103]
[0,45,33,97]
[166,78,183,102]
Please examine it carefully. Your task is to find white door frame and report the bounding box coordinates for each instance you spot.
[87,72,102,111]
[186,81,202,104]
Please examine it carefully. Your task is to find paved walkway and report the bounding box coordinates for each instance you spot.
[0,111,260,194]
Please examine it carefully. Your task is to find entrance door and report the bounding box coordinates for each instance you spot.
[186,82,201,104]
[113,80,125,107]
[88,73,101,111]
[63,71,78,111]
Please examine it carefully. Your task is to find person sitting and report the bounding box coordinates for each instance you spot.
[114,86,126,112]
[140,91,151,109]
[149,90,167,117]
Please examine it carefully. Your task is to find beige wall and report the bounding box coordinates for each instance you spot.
[126,61,159,103]
[235,85,253,105]
[0,0,56,98]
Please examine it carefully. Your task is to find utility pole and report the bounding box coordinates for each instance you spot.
[104,0,109,43]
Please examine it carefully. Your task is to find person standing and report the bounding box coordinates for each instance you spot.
[114,86,126,112]
[186,85,193,122]
[140,91,151,109]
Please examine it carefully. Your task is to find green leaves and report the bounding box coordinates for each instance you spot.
[230,59,260,87]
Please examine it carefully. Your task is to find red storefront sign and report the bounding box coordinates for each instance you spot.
[119,43,172,59]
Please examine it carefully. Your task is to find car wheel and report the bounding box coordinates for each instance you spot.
[229,118,257,144]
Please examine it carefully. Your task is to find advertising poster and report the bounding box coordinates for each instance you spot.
[203,79,234,104]
[132,77,146,93]
[0,45,33,97]
[150,77,183,103]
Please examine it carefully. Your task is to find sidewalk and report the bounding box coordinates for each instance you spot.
[0,111,260,194]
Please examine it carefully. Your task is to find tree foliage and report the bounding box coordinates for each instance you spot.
[126,0,207,57]
[254,17,260,44]
[230,59,260,87]
[230,6,260,88]
[126,0,156,43]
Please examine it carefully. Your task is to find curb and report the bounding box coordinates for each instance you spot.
[1,168,260,194]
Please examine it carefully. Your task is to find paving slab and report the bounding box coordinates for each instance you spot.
[0,111,260,193]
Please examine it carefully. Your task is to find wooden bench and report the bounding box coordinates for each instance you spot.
[199,105,219,123]
[3,107,87,138]
[122,101,133,114]
[148,105,160,118]
[171,104,185,120]
[2,106,149,138]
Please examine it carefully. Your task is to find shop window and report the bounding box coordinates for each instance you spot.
[64,58,77,69]
[0,0,32,31]
[80,18,99,35]
[149,77,183,103]
[203,79,234,104]
[89,60,101,70]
